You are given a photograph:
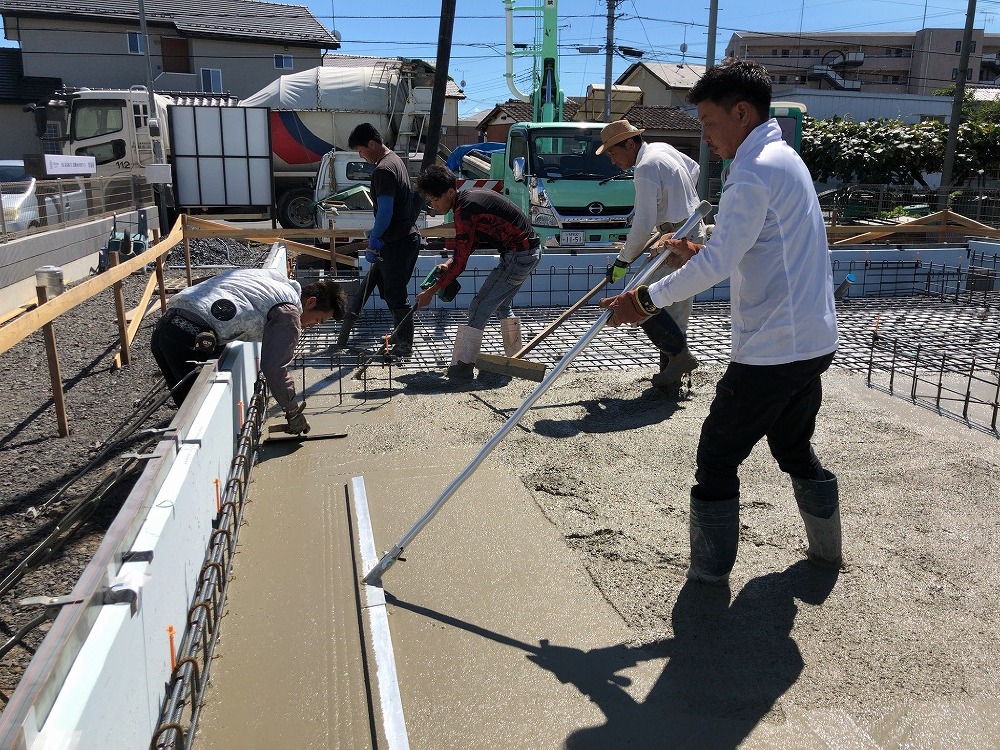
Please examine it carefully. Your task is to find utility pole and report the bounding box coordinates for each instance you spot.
[137,0,169,233]
[603,0,616,122]
[697,0,719,199]
[422,0,456,170]
[938,0,976,206]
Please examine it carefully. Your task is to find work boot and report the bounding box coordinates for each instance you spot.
[500,316,522,357]
[334,310,358,350]
[651,351,681,396]
[793,470,843,569]
[389,307,414,358]
[651,347,699,392]
[686,495,740,585]
[447,325,483,380]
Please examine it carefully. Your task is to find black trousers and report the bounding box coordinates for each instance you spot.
[693,352,836,502]
[150,315,219,405]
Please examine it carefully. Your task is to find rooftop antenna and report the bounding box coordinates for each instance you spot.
[680,26,688,65]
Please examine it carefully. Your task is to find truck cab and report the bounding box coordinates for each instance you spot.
[502,122,634,250]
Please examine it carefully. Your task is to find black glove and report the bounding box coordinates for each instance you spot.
[606,258,629,284]
[284,401,310,435]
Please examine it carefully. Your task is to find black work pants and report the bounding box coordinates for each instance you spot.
[693,352,836,502]
[348,232,422,315]
[150,315,218,406]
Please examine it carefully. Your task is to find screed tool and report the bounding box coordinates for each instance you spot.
[362,200,713,585]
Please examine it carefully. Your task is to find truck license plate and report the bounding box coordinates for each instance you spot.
[560,230,584,246]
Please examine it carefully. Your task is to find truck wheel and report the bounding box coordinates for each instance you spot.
[277,188,315,229]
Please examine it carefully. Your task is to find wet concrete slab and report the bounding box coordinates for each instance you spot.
[195,361,1000,749]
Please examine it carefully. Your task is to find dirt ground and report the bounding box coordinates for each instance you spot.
[365,362,1000,743]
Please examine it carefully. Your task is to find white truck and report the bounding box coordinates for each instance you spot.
[36,59,436,229]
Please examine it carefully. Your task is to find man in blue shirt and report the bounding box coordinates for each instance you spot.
[336,123,422,357]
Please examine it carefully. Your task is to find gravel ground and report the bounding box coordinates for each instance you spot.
[0,239,268,708]
[350,362,1000,743]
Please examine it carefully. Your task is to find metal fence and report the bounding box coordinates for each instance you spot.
[820,184,1000,225]
[1,174,155,242]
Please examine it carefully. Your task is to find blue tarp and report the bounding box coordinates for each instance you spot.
[445,142,506,172]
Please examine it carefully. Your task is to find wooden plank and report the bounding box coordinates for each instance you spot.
[283,239,359,268]
[0,304,35,327]
[0,222,182,357]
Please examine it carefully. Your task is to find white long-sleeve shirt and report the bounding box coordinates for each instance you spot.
[647,119,838,365]
[619,142,702,263]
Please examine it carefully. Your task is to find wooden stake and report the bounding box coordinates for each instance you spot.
[108,252,131,368]
[35,285,69,437]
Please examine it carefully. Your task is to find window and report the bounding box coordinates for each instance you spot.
[132,102,149,130]
[777,75,788,83]
[781,49,790,57]
[162,37,192,74]
[956,41,962,53]
[971,41,977,52]
[71,99,126,140]
[345,160,375,182]
[951,68,971,80]
[127,32,143,54]
[771,49,778,56]
[274,54,293,70]
[201,68,223,93]
[803,49,811,57]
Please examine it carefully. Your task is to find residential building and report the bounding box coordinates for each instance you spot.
[0,0,340,99]
[0,48,59,160]
[475,97,701,158]
[615,62,706,107]
[726,29,1000,97]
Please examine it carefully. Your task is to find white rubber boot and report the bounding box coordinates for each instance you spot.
[500,316,522,356]
[447,325,483,380]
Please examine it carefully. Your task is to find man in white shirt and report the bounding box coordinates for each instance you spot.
[599,59,841,585]
[598,119,706,397]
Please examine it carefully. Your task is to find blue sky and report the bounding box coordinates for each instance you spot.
[318,0,999,116]
[2,0,995,116]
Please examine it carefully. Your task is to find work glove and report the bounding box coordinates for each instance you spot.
[606,258,629,284]
[598,285,658,327]
[365,235,384,264]
[284,401,311,435]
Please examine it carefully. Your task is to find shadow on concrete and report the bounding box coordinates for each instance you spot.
[388,559,837,748]
[531,389,686,437]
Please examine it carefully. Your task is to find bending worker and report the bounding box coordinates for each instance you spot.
[336,122,422,358]
[598,118,706,397]
[414,164,541,380]
[599,59,840,584]
[151,268,346,435]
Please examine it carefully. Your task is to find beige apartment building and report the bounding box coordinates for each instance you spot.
[726,29,1000,96]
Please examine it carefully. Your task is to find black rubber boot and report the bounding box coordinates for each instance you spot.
[389,307,414,358]
[686,495,740,585]
[793,470,842,568]
[334,311,358,350]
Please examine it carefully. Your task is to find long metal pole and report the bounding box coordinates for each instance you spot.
[697,0,719,199]
[362,200,713,585]
[137,0,169,233]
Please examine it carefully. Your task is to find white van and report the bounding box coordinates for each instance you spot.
[0,160,41,233]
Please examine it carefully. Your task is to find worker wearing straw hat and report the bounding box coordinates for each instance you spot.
[597,118,706,397]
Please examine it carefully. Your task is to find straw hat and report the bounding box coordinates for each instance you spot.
[596,119,645,154]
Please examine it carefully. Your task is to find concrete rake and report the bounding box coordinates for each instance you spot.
[362,200,712,585]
